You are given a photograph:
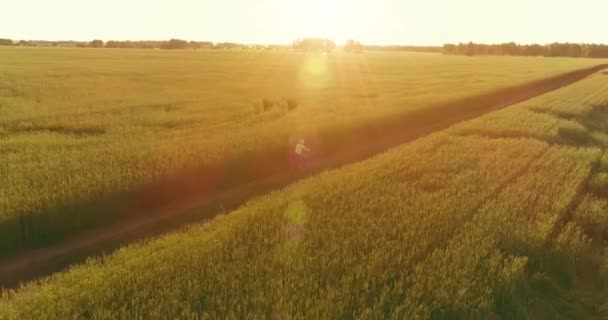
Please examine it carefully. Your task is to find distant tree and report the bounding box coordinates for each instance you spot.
[188,41,214,49]
[368,45,441,53]
[292,38,336,52]
[442,44,457,54]
[89,39,104,48]
[188,41,201,49]
[0,38,13,46]
[586,44,608,58]
[105,40,120,48]
[463,42,475,56]
[442,41,608,58]
[521,44,544,56]
[200,41,214,49]
[161,39,188,49]
[215,42,244,49]
[567,43,582,57]
[500,42,518,55]
[344,39,363,53]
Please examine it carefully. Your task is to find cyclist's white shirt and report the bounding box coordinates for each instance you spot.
[295,143,307,155]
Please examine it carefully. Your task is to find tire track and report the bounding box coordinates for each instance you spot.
[545,150,605,247]
[407,112,568,276]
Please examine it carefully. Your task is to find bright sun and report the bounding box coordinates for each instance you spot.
[290,0,356,43]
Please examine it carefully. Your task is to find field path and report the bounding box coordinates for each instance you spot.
[1,64,606,288]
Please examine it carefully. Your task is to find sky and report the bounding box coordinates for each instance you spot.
[2,0,607,45]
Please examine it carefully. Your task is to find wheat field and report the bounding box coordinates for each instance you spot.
[1,53,607,318]
[0,47,603,257]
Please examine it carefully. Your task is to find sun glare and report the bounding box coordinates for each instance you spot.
[291,0,355,43]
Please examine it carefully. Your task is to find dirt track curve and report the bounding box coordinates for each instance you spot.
[1,64,607,288]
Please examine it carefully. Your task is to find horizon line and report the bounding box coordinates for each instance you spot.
[3,36,608,47]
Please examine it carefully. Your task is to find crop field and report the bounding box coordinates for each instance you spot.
[1,65,607,318]
[1,47,604,258]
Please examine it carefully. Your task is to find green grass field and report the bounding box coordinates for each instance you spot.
[2,66,607,319]
[0,47,604,258]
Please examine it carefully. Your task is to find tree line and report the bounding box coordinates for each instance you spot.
[0,38,265,50]
[103,39,245,49]
[292,38,337,51]
[364,45,441,53]
[443,42,608,58]
[18,37,603,57]
[0,39,86,47]
[0,37,440,53]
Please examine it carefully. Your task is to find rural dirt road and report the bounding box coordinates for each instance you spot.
[1,64,607,288]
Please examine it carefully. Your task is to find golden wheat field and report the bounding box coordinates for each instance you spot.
[1,47,602,257]
[1,46,608,318]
